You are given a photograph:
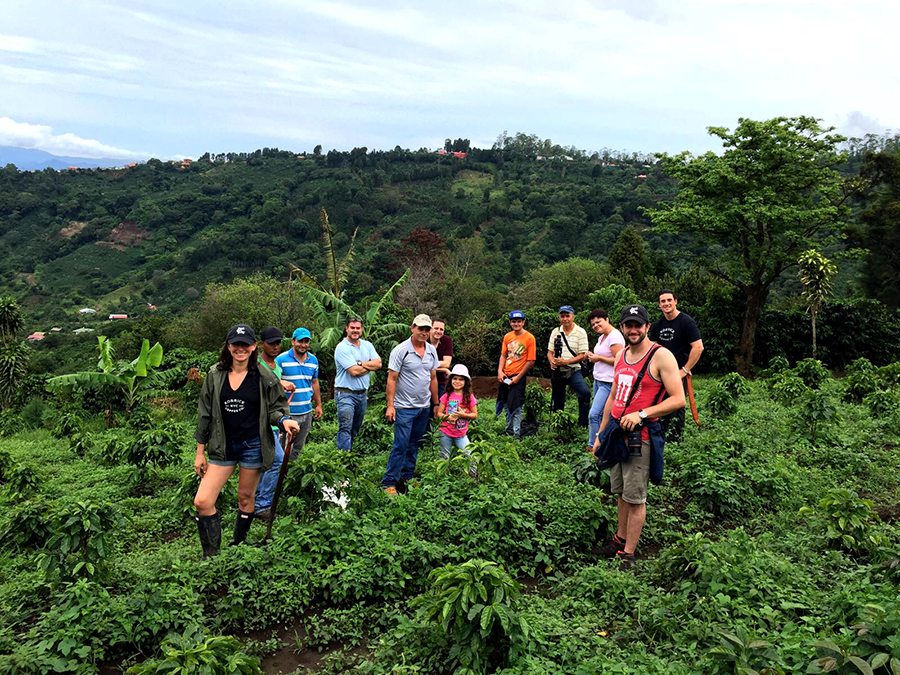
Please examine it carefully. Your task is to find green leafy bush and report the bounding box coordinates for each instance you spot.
[547,410,579,444]
[0,499,54,549]
[127,625,261,674]
[794,357,830,389]
[0,409,22,437]
[125,420,185,469]
[413,558,529,674]
[466,440,519,482]
[38,501,128,582]
[354,404,393,454]
[281,447,350,522]
[671,433,792,517]
[572,452,607,489]
[708,627,785,675]
[863,389,898,418]
[843,603,900,675]
[706,373,748,418]
[877,362,900,389]
[769,372,808,405]
[1,461,40,499]
[166,470,204,523]
[51,409,84,439]
[763,355,791,376]
[796,389,841,443]
[524,380,548,423]
[799,488,887,554]
[20,396,47,429]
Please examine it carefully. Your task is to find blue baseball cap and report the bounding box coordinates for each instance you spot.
[509,310,525,320]
[558,305,575,314]
[292,327,311,341]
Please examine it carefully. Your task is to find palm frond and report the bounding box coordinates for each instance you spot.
[294,283,356,327]
[320,208,341,297]
[366,269,410,325]
[97,336,115,372]
[335,226,359,297]
[287,264,327,293]
[48,371,123,393]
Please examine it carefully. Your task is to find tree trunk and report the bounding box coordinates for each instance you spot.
[811,307,818,360]
[735,286,768,376]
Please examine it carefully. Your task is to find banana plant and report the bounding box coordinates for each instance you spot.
[48,336,163,426]
[287,208,411,357]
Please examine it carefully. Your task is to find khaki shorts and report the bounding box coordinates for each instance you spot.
[609,439,650,505]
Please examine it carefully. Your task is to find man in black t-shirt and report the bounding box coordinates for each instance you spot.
[649,289,704,442]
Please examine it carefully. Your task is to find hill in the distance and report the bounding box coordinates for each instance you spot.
[0,146,134,171]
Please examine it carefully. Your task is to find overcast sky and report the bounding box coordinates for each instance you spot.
[0,0,897,160]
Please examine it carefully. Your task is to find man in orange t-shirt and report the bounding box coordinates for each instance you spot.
[497,310,536,438]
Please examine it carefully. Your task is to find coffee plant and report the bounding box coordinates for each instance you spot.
[127,624,261,674]
[794,358,830,389]
[796,389,840,442]
[799,488,886,554]
[706,373,749,418]
[413,558,529,674]
[38,500,128,582]
[769,371,809,405]
[864,389,897,417]
[546,410,579,443]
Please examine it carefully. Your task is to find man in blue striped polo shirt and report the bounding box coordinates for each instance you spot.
[275,327,322,460]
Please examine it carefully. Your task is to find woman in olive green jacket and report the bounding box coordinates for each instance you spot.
[193,324,300,558]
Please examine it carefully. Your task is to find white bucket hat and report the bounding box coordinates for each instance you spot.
[449,364,471,381]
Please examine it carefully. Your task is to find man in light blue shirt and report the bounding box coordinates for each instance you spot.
[333,317,382,452]
[275,328,322,459]
[382,314,439,494]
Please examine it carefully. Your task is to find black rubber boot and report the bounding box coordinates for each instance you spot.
[231,510,254,546]
[195,511,221,559]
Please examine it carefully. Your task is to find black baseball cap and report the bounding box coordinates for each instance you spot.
[226,324,256,344]
[620,305,650,325]
[259,326,283,343]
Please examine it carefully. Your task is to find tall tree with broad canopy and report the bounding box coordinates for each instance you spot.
[855,149,900,309]
[646,117,848,375]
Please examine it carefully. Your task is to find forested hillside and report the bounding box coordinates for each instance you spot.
[2,128,899,376]
[0,138,674,324]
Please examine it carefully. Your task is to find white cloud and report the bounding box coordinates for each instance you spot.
[0,34,38,53]
[0,117,150,160]
[839,111,892,137]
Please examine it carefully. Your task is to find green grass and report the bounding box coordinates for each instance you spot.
[0,374,898,674]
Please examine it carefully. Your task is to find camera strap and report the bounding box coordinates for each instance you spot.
[559,330,580,358]
[616,344,661,420]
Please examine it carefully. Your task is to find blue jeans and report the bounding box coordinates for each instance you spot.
[336,390,367,451]
[210,436,263,469]
[588,380,613,447]
[439,433,470,460]
[382,407,430,488]
[254,430,284,512]
[506,406,522,437]
[551,371,591,427]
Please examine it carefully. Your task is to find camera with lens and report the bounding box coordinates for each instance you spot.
[553,334,563,360]
[551,334,564,379]
[626,425,644,456]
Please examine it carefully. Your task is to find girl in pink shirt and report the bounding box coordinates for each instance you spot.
[437,364,478,466]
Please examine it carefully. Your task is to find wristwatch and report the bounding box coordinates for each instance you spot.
[356,360,363,366]
[638,410,647,420]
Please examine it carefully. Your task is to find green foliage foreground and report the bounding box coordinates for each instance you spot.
[0,372,898,674]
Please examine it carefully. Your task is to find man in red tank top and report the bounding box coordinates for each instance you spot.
[593,304,685,569]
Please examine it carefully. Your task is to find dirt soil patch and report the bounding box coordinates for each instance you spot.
[59,220,88,238]
[96,220,150,250]
[877,504,900,523]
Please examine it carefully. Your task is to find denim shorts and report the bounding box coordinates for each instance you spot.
[209,436,263,470]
